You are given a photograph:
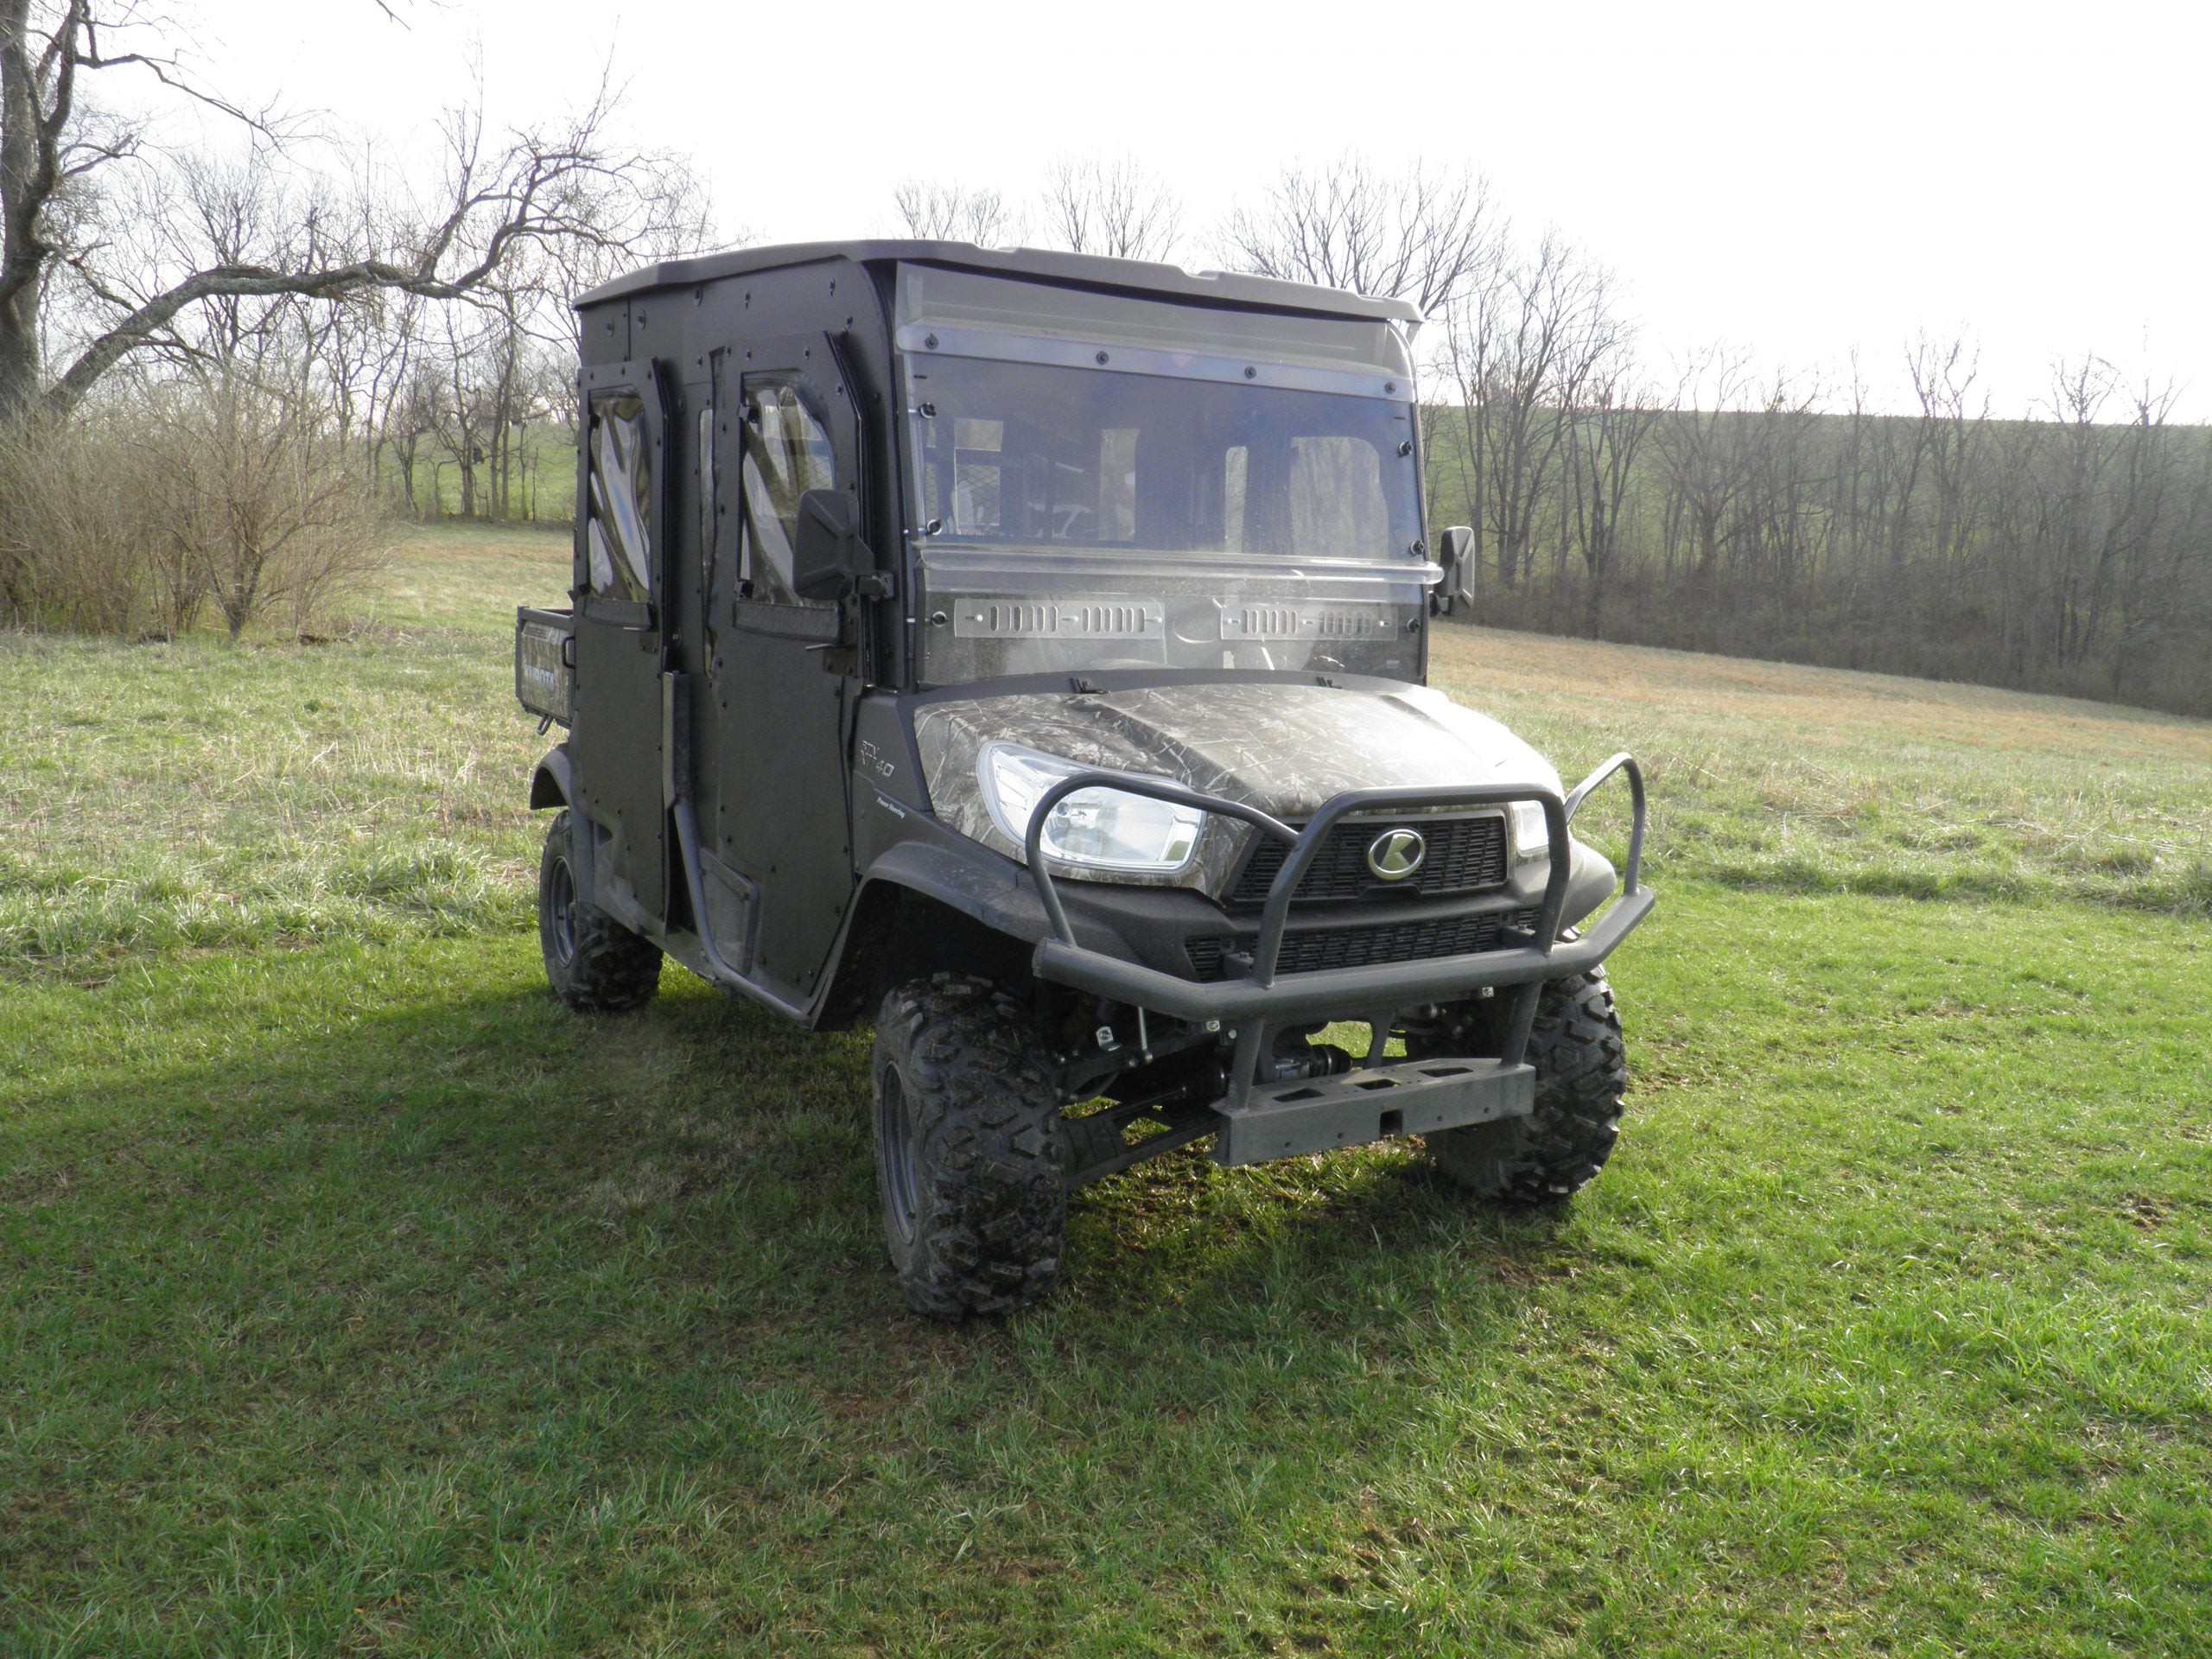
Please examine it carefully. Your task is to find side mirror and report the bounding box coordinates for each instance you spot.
[792,488,870,602]
[1436,524,1475,611]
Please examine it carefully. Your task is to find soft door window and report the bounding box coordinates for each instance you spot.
[739,383,836,605]
[586,391,652,602]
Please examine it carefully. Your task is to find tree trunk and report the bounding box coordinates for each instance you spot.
[0,0,59,422]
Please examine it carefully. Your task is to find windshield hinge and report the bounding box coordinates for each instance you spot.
[1070,676,1105,696]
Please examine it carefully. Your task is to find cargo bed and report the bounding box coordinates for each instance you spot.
[515,607,574,727]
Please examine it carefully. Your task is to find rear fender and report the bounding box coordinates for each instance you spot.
[530,744,575,811]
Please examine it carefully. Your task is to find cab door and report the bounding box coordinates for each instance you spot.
[570,363,669,921]
[707,335,863,1006]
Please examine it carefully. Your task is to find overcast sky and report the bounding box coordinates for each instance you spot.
[150,0,2212,418]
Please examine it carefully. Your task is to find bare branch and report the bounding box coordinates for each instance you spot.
[33,72,709,418]
[1041,155,1179,262]
[891,178,1020,245]
[1216,155,1498,315]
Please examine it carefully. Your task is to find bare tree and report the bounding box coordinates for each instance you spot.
[1907,331,1989,577]
[891,179,1020,245]
[1040,155,1179,261]
[1651,347,1757,624]
[1452,233,1618,594]
[1730,369,1829,614]
[1216,155,1497,314]
[1563,367,1661,632]
[0,364,388,638]
[2021,358,2178,672]
[0,401,151,628]
[422,304,497,518]
[1218,156,1505,607]
[72,62,715,522]
[1,2,695,422]
[1424,310,2212,720]
[347,284,426,493]
[537,160,718,359]
[379,359,439,515]
[143,372,385,638]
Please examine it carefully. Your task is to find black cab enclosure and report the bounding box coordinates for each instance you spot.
[515,241,1653,1317]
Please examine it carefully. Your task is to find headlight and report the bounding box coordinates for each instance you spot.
[1509,800,1554,863]
[978,743,1206,874]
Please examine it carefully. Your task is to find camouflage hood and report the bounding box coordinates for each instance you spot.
[912,680,1562,893]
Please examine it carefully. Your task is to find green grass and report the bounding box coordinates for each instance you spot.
[0,524,560,980]
[3,540,2209,1653]
[1427,628,2212,917]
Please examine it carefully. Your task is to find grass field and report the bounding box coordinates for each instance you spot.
[3,527,2208,1654]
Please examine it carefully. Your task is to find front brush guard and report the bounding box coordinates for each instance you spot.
[1022,755,1654,1164]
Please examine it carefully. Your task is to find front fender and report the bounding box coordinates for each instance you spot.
[854,836,1154,966]
[811,837,1069,1029]
[857,839,1054,944]
[1562,840,1618,930]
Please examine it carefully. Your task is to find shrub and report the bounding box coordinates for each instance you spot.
[0,376,392,639]
[0,413,159,634]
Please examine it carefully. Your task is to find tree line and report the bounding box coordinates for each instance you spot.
[1422,342,2212,718]
[1422,333,2212,718]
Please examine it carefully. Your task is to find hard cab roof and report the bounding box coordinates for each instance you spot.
[574,239,1424,327]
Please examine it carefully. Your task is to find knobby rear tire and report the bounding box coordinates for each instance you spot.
[537,810,663,1013]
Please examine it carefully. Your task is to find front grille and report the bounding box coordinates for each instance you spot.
[1228,813,1509,904]
[1186,908,1539,982]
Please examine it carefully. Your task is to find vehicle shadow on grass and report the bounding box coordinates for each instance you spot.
[6,948,1580,1512]
[0,945,1613,1640]
[499,969,1580,1344]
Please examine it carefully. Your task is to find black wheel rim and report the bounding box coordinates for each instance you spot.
[876,1065,919,1245]
[546,855,577,965]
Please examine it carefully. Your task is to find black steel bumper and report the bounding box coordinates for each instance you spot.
[1023,754,1654,1026]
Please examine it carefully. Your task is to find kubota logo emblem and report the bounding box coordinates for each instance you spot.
[1365,827,1427,881]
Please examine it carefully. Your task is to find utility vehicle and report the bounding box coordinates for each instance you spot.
[514,240,1653,1317]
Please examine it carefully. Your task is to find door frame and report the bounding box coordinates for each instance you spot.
[570,359,673,920]
[709,333,868,1002]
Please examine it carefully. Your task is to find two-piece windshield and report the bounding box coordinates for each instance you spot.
[905,354,1433,685]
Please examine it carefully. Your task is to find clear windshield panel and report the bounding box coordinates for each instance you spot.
[906,357,1435,684]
